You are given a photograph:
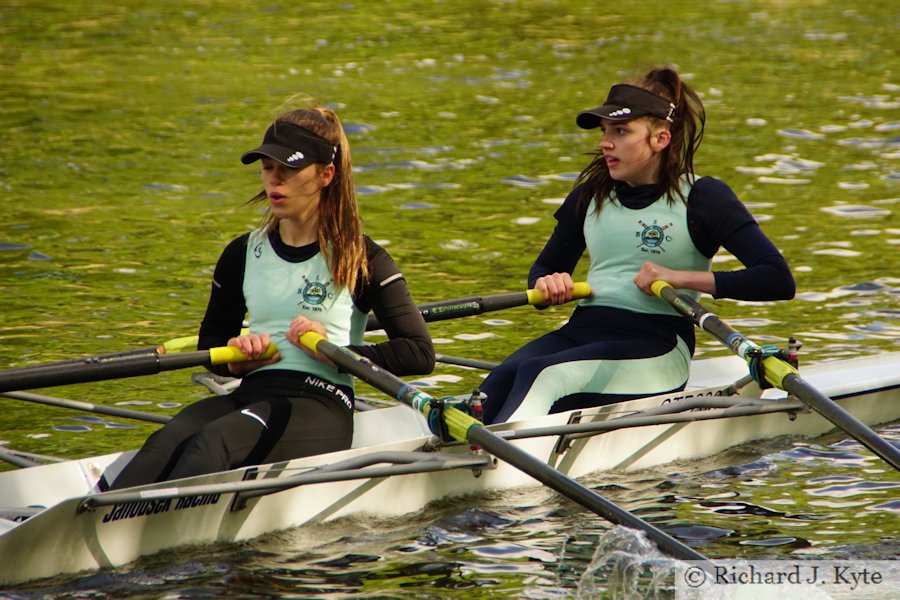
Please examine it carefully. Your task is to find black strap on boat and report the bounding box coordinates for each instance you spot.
[427,392,484,443]
[746,346,792,389]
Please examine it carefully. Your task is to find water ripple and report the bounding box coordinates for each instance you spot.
[821,204,892,218]
[52,424,91,432]
[0,242,30,252]
[776,128,825,140]
[502,175,548,187]
[807,481,899,498]
[697,500,786,518]
[664,524,733,540]
[758,176,810,185]
[779,445,871,465]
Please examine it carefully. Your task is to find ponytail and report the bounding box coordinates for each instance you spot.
[642,68,706,203]
[576,67,706,210]
[248,97,367,291]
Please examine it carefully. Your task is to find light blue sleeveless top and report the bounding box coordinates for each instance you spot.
[580,176,711,316]
[243,229,367,387]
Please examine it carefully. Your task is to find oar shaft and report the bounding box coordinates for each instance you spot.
[298,331,709,563]
[0,446,41,468]
[9,348,162,372]
[652,281,900,471]
[1,391,171,424]
[19,283,588,384]
[435,354,499,371]
[366,282,592,330]
[0,345,275,393]
[465,426,708,562]
[0,353,176,392]
[781,373,900,470]
[3,283,590,392]
[653,284,758,361]
[302,336,433,412]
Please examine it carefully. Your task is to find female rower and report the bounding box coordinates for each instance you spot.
[480,67,795,425]
[109,98,434,488]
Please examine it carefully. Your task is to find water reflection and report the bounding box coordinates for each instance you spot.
[502,175,548,187]
[777,129,826,140]
[821,204,891,217]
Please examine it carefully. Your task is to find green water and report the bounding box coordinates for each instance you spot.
[1,0,897,464]
[0,0,898,594]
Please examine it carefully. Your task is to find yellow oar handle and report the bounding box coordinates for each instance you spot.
[208,343,278,365]
[298,331,325,353]
[650,280,672,297]
[525,281,592,305]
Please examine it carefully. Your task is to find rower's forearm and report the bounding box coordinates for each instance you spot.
[671,271,717,295]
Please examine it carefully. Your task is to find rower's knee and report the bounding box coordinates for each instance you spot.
[166,427,235,480]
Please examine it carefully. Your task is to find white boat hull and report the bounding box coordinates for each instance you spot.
[1,352,898,585]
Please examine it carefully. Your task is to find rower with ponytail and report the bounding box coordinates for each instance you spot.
[108,96,435,489]
[481,66,795,425]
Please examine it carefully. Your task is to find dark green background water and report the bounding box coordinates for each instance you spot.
[1,1,897,596]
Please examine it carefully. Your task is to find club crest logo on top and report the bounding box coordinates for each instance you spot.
[298,275,333,312]
[635,219,674,254]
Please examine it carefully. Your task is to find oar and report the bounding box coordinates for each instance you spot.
[366,282,592,330]
[435,354,499,371]
[1,391,171,424]
[0,446,41,468]
[652,280,900,471]
[0,332,239,375]
[0,345,277,394]
[7,282,591,367]
[0,282,591,392]
[297,331,710,563]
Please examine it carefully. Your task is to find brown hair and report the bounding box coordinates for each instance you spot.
[248,97,367,291]
[576,67,706,213]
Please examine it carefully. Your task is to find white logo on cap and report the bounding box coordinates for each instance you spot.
[286,151,305,163]
[609,108,632,117]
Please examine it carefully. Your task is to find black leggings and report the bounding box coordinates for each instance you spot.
[109,372,353,489]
